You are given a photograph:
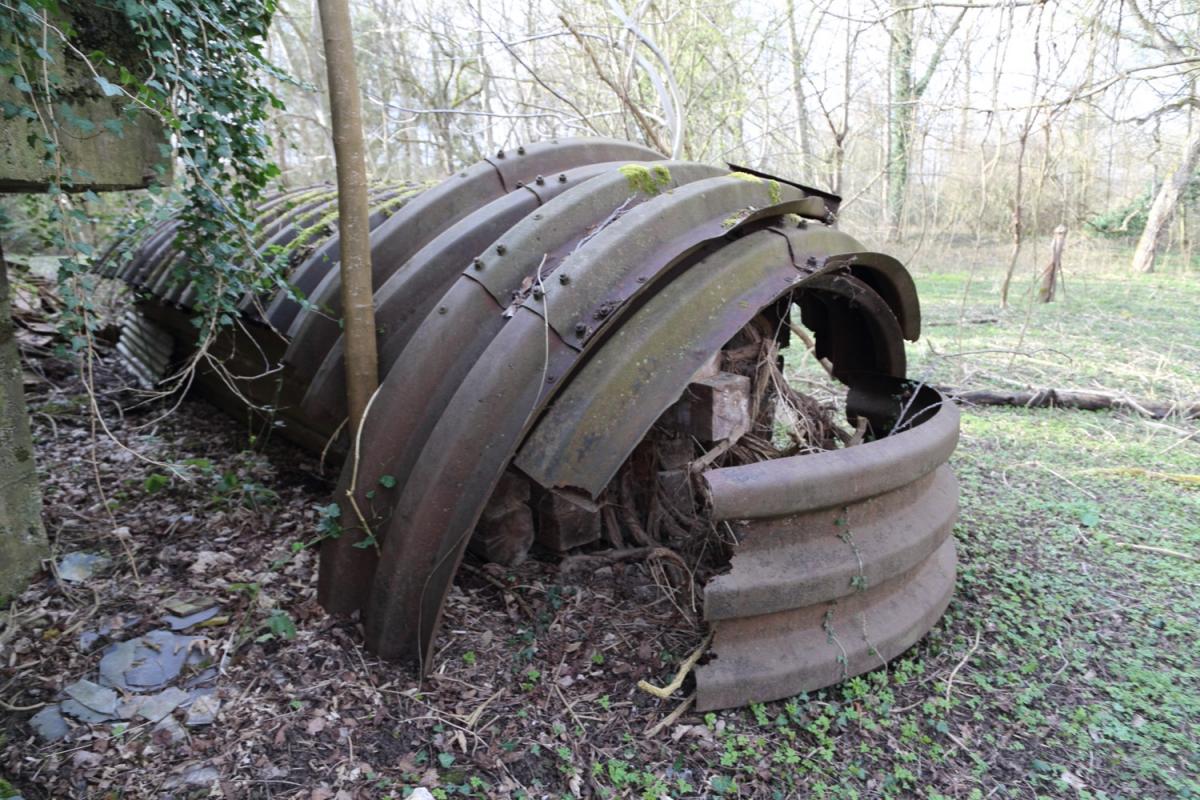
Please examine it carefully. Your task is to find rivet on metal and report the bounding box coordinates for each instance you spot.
[437,306,448,315]
[806,256,818,267]
[496,244,507,255]
[517,146,526,155]
[546,375,556,383]
[516,181,524,188]
[533,213,543,220]
[559,273,570,285]
[574,322,587,336]
[496,150,505,158]
[636,276,647,283]
[535,175,545,185]
[473,258,484,270]
[532,287,544,299]
[558,174,567,183]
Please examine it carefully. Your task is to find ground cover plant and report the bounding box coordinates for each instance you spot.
[0,243,1197,799]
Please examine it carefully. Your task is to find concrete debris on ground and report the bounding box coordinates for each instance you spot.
[55,552,111,583]
[30,625,218,742]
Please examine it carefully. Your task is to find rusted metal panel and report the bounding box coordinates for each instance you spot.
[298,160,647,427]
[512,227,882,499]
[703,466,958,620]
[315,161,723,613]
[694,537,956,711]
[693,385,959,711]
[704,384,959,520]
[282,139,663,375]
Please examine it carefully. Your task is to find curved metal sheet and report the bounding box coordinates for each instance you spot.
[316,161,727,614]
[796,272,906,382]
[823,252,921,341]
[301,160,685,433]
[282,138,664,369]
[704,465,957,620]
[513,229,899,498]
[694,536,957,711]
[360,179,817,665]
[703,387,959,521]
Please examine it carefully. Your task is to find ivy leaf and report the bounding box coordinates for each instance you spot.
[12,74,32,94]
[94,75,123,97]
[378,475,397,489]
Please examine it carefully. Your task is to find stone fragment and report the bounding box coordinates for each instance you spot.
[99,630,206,692]
[60,699,115,724]
[535,491,602,553]
[184,690,221,726]
[162,606,219,631]
[118,686,189,723]
[56,552,111,583]
[30,704,70,741]
[63,679,117,716]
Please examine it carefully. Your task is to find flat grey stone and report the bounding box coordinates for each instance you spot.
[152,715,188,745]
[64,679,118,716]
[162,606,219,631]
[98,630,206,692]
[166,765,219,788]
[118,686,189,723]
[57,552,111,583]
[60,698,115,724]
[184,690,220,726]
[30,704,70,741]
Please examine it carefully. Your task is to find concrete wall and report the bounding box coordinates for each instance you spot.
[0,6,169,192]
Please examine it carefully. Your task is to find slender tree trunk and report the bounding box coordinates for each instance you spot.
[317,0,378,427]
[886,5,915,242]
[1039,224,1067,302]
[785,0,812,176]
[0,241,48,600]
[1131,123,1200,274]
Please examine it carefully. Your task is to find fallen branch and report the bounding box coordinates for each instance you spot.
[941,386,1200,420]
[1114,542,1198,562]
[1082,467,1200,485]
[644,693,695,737]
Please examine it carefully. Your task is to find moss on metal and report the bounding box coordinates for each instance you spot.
[618,164,672,195]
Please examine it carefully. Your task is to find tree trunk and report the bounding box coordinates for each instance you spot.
[785,0,812,176]
[1039,224,1067,303]
[317,0,378,428]
[0,242,48,600]
[1131,124,1200,274]
[885,5,915,242]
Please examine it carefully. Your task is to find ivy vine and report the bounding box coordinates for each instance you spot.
[1,0,288,358]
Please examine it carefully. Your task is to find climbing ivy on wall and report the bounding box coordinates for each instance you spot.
[0,0,286,352]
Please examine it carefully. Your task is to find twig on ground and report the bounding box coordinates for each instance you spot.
[1113,542,1198,562]
[644,693,695,737]
[945,627,983,707]
[637,630,713,699]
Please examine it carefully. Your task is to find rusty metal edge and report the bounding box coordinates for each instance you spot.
[704,388,959,521]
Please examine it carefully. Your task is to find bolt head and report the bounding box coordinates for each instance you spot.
[496,149,505,158]
[558,174,567,182]
[473,258,484,270]
[496,244,507,255]
[574,322,587,336]
[517,145,526,155]
[558,273,570,285]
[535,175,545,185]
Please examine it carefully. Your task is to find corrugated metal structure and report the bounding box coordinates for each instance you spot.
[99,138,960,710]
